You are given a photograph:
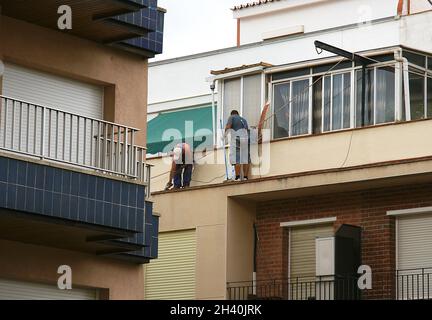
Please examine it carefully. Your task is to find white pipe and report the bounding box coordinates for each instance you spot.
[394,50,411,121]
[211,82,216,146]
[252,272,257,295]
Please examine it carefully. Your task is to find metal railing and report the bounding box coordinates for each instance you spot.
[397,267,432,300]
[0,95,151,190]
[227,268,432,300]
[227,275,359,301]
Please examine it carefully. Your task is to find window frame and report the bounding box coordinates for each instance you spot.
[270,60,402,141]
[220,73,265,125]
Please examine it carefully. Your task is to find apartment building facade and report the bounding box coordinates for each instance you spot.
[0,0,165,299]
[145,0,432,300]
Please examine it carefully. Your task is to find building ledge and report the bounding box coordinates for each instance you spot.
[151,155,432,200]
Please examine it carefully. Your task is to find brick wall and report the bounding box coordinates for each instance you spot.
[255,183,432,299]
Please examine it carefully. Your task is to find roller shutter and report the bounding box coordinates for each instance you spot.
[397,213,432,300]
[2,63,103,119]
[1,63,103,163]
[145,230,196,300]
[290,224,334,300]
[0,278,98,300]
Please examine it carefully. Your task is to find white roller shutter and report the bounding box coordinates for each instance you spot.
[145,230,196,300]
[0,63,103,164]
[397,213,432,299]
[2,63,103,119]
[0,278,98,300]
[290,224,334,300]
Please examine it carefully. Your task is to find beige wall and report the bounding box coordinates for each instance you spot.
[152,188,227,299]
[151,146,432,299]
[0,239,145,300]
[0,16,148,146]
[148,120,432,192]
[0,15,150,299]
[226,198,255,283]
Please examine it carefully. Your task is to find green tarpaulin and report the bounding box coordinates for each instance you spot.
[146,105,214,154]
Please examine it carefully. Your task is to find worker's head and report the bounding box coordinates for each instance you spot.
[173,146,182,161]
[231,110,239,116]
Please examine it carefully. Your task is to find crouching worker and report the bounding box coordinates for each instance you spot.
[165,142,193,190]
[225,110,250,181]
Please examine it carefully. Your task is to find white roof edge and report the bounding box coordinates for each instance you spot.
[207,66,265,82]
[233,0,334,19]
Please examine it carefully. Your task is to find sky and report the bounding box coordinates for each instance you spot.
[152,0,248,61]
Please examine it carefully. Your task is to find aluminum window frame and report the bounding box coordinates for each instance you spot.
[270,59,401,140]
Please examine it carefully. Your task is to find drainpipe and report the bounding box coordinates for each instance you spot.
[394,49,411,121]
[210,82,216,146]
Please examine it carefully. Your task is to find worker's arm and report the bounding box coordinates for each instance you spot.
[224,116,233,137]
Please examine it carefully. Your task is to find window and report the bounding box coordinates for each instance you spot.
[409,70,425,120]
[268,50,432,141]
[375,67,395,124]
[323,72,352,132]
[402,50,432,121]
[221,74,263,127]
[223,78,241,123]
[272,79,310,138]
[291,79,310,136]
[355,69,374,127]
[355,67,395,127]
[428,74,432,118]
[242,74,262,128]
[312,77,322,134]
[273,82,290,139]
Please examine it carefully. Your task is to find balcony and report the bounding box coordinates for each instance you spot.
[227,268,432,300]
[0,0,165,57]
[0,95,157,263]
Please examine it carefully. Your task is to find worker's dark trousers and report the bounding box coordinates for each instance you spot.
[174,164,193,188]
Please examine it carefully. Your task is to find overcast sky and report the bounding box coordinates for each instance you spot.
[152,0,248,61]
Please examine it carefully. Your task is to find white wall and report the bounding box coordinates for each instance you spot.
[148,17,400,105]
[237,0,399,45]
[410,0,432,14]
[149,11,432,111]
[400,10,432,52]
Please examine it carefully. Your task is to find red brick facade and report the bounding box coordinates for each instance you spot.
[255,183,432,299]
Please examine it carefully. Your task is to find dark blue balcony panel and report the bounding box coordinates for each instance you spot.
[0,0,164,58]
[0,157,8,182]
[17,162,27,186]
[113,6,165,58]
[70,172,80,196]
[8,159,18,185]
[111,213,158,262]
[0,182,7,208]
[0,155,146,233]
[0,154,155,263]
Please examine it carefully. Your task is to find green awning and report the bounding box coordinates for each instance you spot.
[147,105,215,155]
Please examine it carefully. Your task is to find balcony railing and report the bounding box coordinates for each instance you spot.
[227,268,432,300]
[0,95,151,190]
